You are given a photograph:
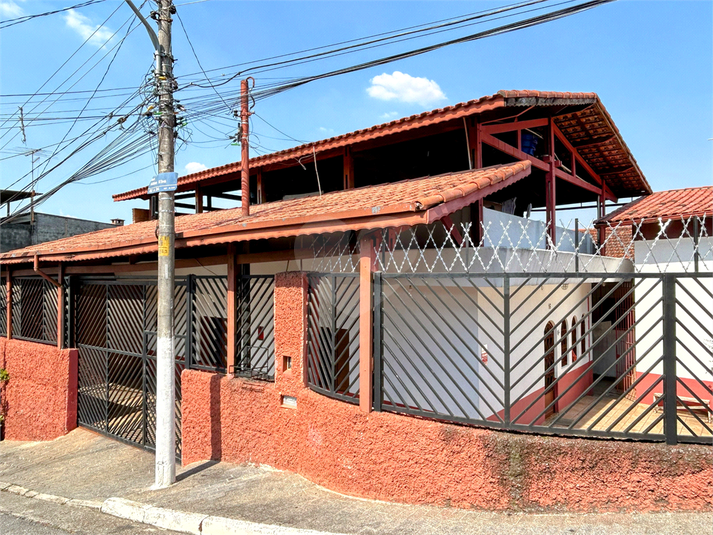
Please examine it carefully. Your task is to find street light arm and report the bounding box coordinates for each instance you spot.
[123,0,160,52]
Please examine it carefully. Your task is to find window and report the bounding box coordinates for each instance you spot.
[560,320,568,365]
[580,320,586,357]
[571,316,578,361]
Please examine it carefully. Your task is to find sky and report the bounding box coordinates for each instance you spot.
[0,0,711,227]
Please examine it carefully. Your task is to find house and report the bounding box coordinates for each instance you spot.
[596,186,713,429]
[0,91,710,511]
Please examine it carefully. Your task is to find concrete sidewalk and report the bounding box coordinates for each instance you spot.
[0,429,710,535]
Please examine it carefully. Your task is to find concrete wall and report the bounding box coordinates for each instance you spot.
[0,338,77,440]
[181,272,713,513]
[0,212,116,253]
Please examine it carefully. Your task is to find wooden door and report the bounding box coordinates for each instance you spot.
[544,321,556,417]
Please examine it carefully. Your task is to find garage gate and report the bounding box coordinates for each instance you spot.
[73,278,187,456]
[71,274,276,456]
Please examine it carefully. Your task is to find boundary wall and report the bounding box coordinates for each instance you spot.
[0,337,77,441]
[181,272,713,512]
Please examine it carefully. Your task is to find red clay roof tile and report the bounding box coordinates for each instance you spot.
[2,162,531,264]
[598,186,712,224]
[113,90,649,202]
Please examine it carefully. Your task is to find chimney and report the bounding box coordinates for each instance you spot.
[112,218,125,226]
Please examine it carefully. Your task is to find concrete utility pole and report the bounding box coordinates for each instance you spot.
[126,0,177,488]
[154,0,177,489]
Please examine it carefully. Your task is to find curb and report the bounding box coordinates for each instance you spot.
[0,482,342,535]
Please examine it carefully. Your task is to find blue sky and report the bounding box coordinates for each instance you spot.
[0,0,711,225]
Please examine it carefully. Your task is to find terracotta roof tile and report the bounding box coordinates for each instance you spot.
[598,186,712,224]
[113,90,649,202]
[2,162,531,264]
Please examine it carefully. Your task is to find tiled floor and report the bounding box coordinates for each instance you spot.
[545,390,712,437]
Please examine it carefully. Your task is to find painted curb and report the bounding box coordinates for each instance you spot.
[1,482,344,535]
[201,515,342,535]
[144,505,208,535]
[101,497,153,523]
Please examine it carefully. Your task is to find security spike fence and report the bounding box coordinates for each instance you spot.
[306,211,711,275]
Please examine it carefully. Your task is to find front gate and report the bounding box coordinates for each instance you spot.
[73,278,187,456]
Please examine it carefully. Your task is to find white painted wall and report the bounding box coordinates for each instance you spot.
[381,277,593,421]
[635,237,713,385]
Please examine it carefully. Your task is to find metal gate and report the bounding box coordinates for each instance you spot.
[74,278,186,456]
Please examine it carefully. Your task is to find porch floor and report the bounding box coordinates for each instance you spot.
[545,378,712,438]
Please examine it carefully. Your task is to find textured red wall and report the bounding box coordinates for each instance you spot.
[1,339,78,441]
[181,272,713,513]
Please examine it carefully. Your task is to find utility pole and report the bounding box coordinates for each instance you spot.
[154,0,177,489]
[125,0,177,489]
[240,78,253,216]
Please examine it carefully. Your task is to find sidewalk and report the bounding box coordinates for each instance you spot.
[0,428,710,535]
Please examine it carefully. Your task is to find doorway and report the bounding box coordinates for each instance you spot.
[544,321,556,417]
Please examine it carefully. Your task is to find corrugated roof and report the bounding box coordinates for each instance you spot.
[113,90,650,202]
[598,186,712,225]
[2,162,531,265]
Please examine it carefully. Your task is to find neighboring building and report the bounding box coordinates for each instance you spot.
[0,91,710,511]
[1,189,121,253]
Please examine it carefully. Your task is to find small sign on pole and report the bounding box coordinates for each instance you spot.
[147,172,178,194]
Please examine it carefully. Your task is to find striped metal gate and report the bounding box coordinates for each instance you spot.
[73,278,186,456]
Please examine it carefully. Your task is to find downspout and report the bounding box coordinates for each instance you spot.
[34,255,61,288]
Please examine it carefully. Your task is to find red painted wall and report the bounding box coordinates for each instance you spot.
[181,272,713,513]
[636,371,713,409]
[0,338,78,441]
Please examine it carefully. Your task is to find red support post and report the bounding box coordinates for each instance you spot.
[256,168,263,204]
[359,235,376,414]
[343,147,354,189]
[226,244,237,375]
[546,118,557,247]
[195,187,203,214]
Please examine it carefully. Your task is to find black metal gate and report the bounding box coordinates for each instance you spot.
[73,278,186,456]
[306,273,361,403]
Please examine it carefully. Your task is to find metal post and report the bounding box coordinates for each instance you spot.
[154,0,176,488]
[372,272,382,412]
[66,276,75,348]
[503,275,510,425]
[57,263,65,350]
[662,275,677,445]
[693,218,700,273]
[6,269,11,340]
[574,218,580,273]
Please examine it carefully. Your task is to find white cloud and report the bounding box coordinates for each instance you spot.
[318,126,335,136]
[185,161,208,174]
[0,1,24,18]
[64,9,114,48]
[367,71,446,107]
[379,111,399,120]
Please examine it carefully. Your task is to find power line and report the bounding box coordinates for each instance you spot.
[0,0,107,29]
